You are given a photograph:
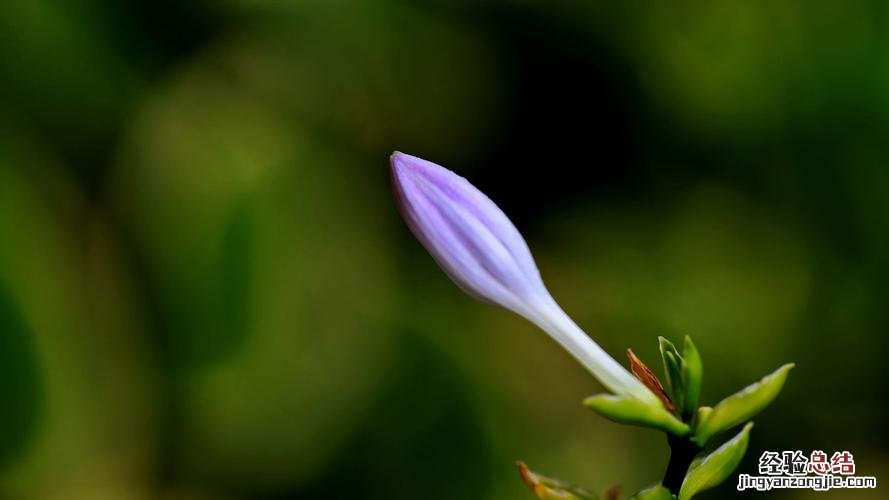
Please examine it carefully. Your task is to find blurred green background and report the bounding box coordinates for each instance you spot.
[0,1,887,498]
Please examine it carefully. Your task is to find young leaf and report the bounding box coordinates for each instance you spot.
[679,423,753,500]
[681,336,703,418]
[695,406,712,426]
[517,461,598,499]
[658,337,684,409]
[583,394,690,436]
[693,364,793,446]
[629,484,675,500]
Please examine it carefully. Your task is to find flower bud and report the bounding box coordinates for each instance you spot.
[391,151,546,317]
[390,152,659,405]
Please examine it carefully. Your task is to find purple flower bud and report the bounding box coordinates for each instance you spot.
[390,152,660,405]
[391,152,547,318]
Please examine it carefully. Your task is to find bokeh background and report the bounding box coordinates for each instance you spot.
[0,1,887,498]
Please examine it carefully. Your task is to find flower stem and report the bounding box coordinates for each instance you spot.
[662,434,700,495]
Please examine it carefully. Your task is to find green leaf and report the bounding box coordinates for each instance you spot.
[664,351,683,410]
[693,364,793,446]
[680,423,753,500]
[695,406,713,426]
[681,336,703,418]
[659,335,704,419]
[583,394,690,436]
[630,484,675,500]
[518,462,598,499]
[658,337,684,409]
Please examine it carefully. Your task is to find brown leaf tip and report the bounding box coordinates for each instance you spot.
[627,348,675,412]
[517,461,536,490]
[603,485,622,500]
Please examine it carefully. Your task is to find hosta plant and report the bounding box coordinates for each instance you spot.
[390,152,792,499]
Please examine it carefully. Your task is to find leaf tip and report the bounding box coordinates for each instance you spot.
[627,348,675,412]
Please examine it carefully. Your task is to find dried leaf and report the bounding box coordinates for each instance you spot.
[517,461,598,499]
[627,349,675,412]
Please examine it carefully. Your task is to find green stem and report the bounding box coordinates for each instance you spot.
[662,434,700,496]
